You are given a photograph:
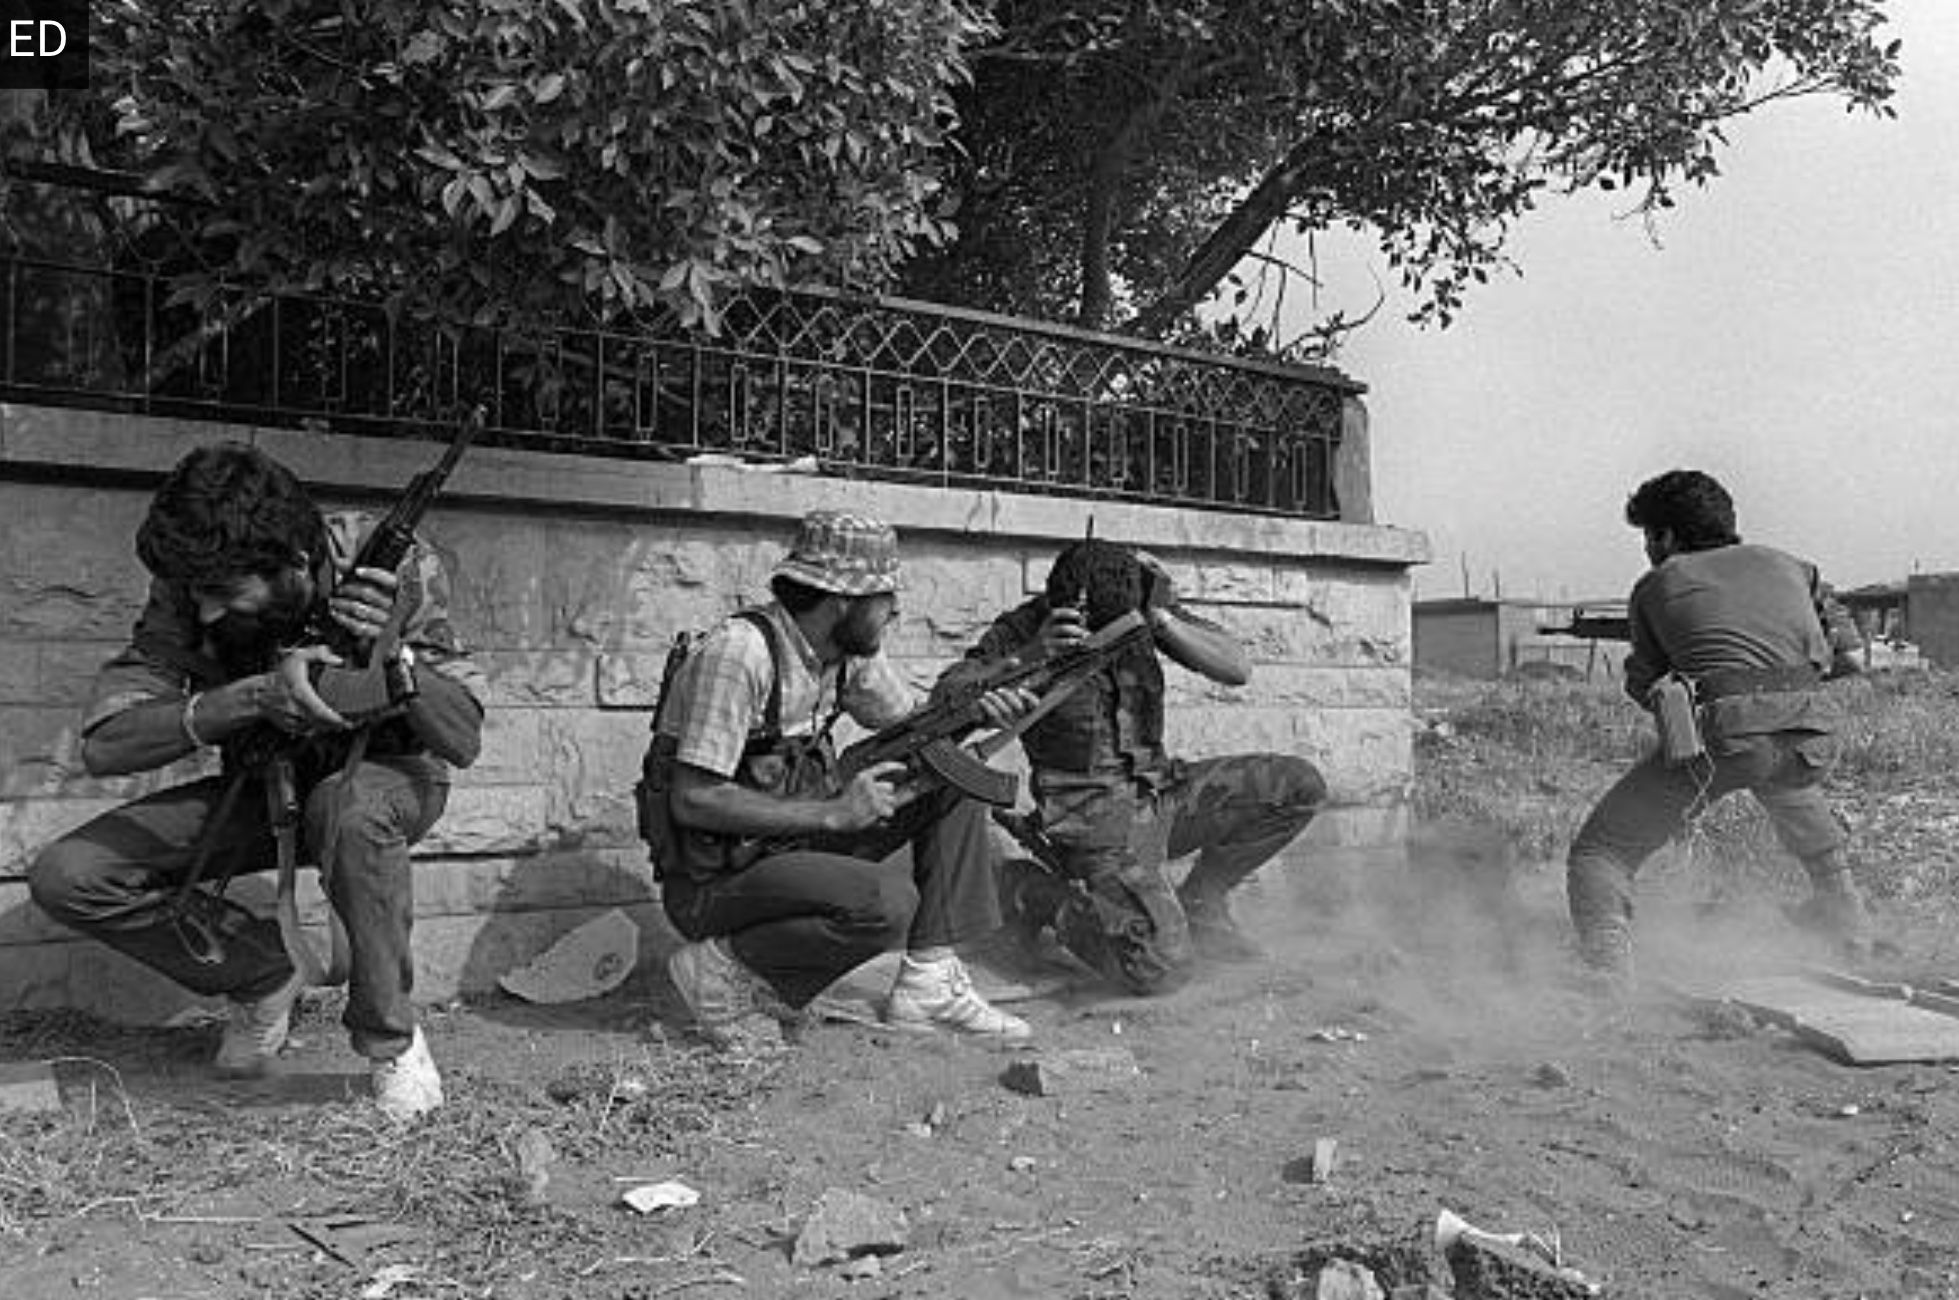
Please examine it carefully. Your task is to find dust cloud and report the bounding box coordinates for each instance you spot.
[1222,819,1832,1065]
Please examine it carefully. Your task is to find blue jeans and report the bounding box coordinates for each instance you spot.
[29,758,448,1060]
[659,787,1001,1007]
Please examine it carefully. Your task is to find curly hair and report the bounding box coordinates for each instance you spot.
[1624,469,1739,552]
[135,443,326,590]
[1045,539,1146,631]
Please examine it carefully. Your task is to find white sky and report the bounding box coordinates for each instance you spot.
[1297,0,1959,603]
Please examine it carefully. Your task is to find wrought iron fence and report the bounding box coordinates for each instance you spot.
[0,163,1357,518]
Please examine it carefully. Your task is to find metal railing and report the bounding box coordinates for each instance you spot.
[0,164,1357,518]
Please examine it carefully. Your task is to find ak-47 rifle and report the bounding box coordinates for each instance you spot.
[170,408,483,986]
[229,407,482,768]
[836,610,1151,808]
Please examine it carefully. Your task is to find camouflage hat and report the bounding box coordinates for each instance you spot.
[772,510,901,596]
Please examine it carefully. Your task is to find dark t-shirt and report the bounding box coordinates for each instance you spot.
[1624,542,1846,741]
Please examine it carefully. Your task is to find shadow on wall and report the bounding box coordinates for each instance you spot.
[452,847,688,1034]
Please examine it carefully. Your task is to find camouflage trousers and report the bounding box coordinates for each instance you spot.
[1000,753,1325,995]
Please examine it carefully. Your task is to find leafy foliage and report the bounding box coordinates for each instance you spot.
[72,0,992,331]
[906,0,1902,343]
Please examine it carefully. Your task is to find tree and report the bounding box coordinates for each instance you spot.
[904,0,1902,346]
[69,0,992,332]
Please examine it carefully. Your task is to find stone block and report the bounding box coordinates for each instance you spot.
[792,1188,910,1267]
[477,649,599,707]
[471,708,548,784]
[1000,1047,1142,1097]
[421,784,554,856]
[595,651,669,710]
[0,934,221,1024]
[0,796,119,875]
[0,484,151,641]
[432,512,551,648]
[0,705,82,799]
[0,641,39,703]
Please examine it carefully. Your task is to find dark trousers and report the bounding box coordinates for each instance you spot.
[29,758,449,1059]
[1565,732,1845,940]
[659,786,1001,1007]
[1021,753,1326,994]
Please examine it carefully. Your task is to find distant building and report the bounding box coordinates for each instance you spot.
[1907,573,1959,669]
[1413,597,1622,680]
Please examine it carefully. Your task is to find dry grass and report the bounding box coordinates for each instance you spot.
[0,1007,786,1293]
[1414,665,1959,907]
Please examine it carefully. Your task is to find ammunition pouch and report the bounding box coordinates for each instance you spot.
[1648,672,1705,767]
[639,732,841,884]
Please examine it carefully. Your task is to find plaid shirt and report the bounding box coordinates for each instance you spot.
[83,510,488,735]
[659,601,915,779]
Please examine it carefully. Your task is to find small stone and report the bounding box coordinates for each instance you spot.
[1000,1048,1141,1097]
[1534,1061,1572,1089]
[512,1127,555,1204]
[1280,1138,1338,1185]
[1314,1259,1384,1299]
[792,1188,909,1268]
[1008,1155,1038,1173]
[838,1255,884,1281]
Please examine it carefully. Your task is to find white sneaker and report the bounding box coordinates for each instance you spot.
[214,970,304,1077]
[883,955,1033,1043]
[667,939,787,1055]
[371,1027,444,1122]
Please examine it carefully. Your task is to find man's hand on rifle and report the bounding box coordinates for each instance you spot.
[1037,602,1090,656]
[833,760,908,828]
[976,684,1040,728]
[262,646,351,735]
[328,565,401,646]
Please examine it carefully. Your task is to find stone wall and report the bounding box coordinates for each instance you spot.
[0,404,1429,1022]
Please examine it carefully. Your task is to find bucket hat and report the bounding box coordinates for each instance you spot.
[772,510,901,596]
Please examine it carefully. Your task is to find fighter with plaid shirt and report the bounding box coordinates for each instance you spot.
[646,510,1042,1052]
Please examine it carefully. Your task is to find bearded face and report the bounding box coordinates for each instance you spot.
[197,567,316,673]
[834,593,898,657]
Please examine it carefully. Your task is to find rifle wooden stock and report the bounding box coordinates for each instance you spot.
[837,611,1151,807]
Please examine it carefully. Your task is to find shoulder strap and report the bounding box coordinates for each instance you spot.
[731,608,787,738]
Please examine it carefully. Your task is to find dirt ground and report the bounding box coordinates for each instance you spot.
[6,844,1959,1300]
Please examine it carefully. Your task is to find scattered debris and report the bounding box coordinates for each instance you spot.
[1436,1208,1602,1298]
[511,1127,555,1205]
[497,909,639,1004]
[1314,1258,1385,1299]
[1000,1047,1141,1097]
[1008,1155,1038,1173]
[0,1061,61,1115]
[1308,1026,1370,1044]
[1714,971,1959,1065]
[621,1181,701,1215]
[1282,1138,1340,1186]
[792,1188,909,1268]
[837,1255,884,1281]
